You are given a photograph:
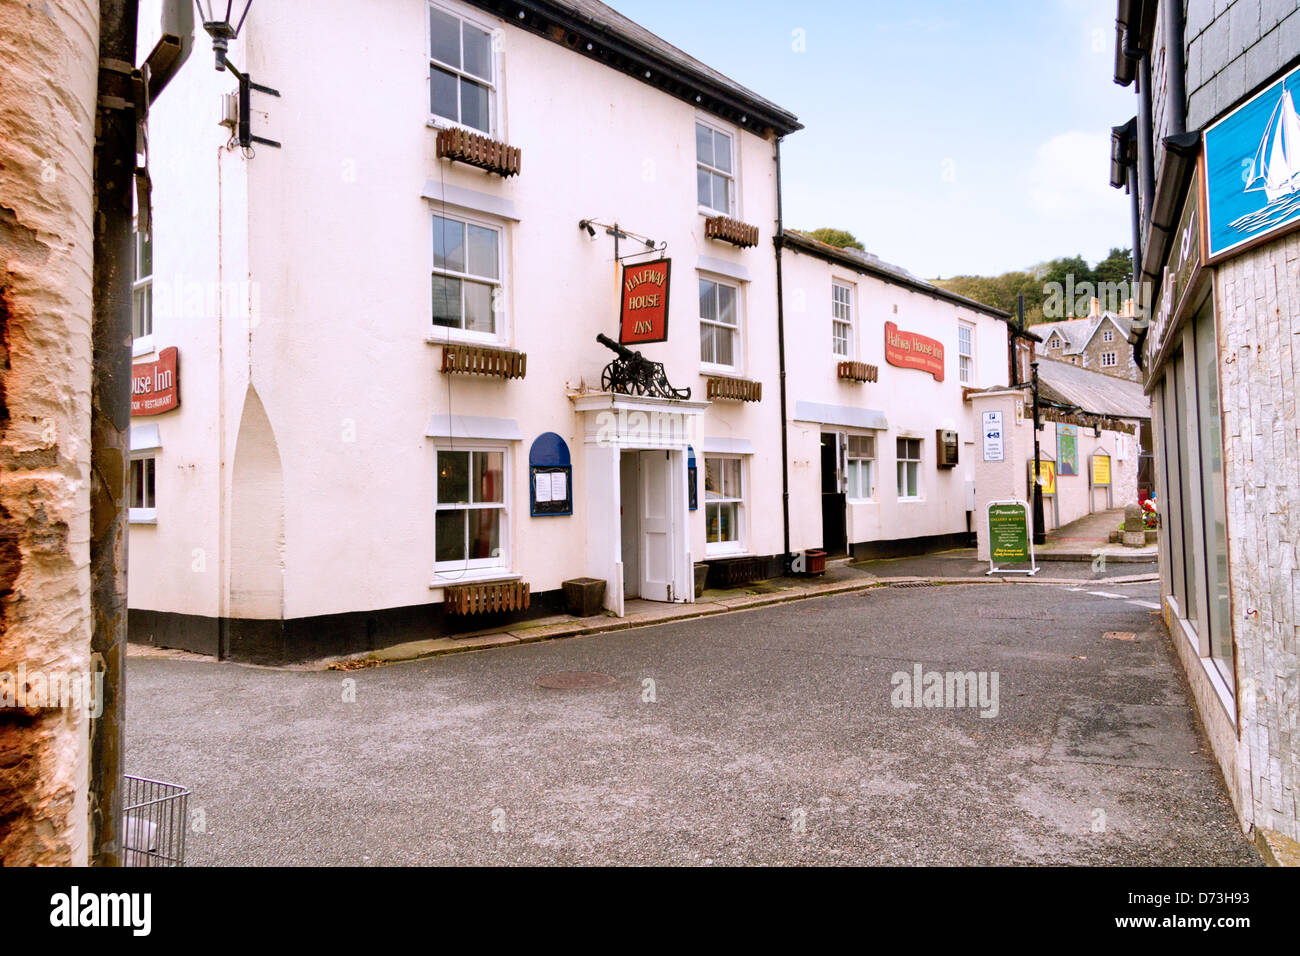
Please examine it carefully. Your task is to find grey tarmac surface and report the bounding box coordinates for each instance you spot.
[126,579,1259,866]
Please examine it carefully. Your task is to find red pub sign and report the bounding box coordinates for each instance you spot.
[131,346,180,416]
[884,322,944,382]
[619,258,671,345]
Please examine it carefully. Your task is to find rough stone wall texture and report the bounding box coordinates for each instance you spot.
[1216,231,1300,841]
[0,0,98,865]
[1185,0,1300,132]
[1080,327,1143,382]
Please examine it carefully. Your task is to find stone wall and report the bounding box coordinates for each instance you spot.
[1215,230,1300,840]
[0,0,98,866]
[1185,0,1300,131]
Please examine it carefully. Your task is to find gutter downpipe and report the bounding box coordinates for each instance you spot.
[773,136,792,569]
[1165,3,1187,137]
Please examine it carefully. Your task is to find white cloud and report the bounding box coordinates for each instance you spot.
[1028,130,1117,219]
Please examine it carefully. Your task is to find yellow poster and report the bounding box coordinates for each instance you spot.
[1092,454,1111,487]
[1032,460,1056,496]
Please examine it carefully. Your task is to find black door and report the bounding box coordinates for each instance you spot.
[820,433,847,556]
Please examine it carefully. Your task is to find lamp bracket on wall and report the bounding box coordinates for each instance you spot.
[579,219,667,262]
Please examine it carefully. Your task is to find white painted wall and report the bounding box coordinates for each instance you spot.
[780,244,1012,552]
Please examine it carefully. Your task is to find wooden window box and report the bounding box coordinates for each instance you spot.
[444,580,530,615]
[837,361,879,383]
[436,127,522,178]
[705,556,764,589]
[441,345,527,380]
[704,215,759,248]
[706,376,762,402]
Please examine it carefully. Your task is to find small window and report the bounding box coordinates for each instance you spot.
[696,121,734,215]
[435,447,507,571]
[129,455,157,522]
[846,434,875,500]
[897,437,922,500]
[832,281,853,356]
[132,227,152,340]
[958,322,974,384]
[1102,328,1114,342]
[699,276,740,369]
[429,3,495,133]
[431,213,502,337]
[704,456,743,551]
[1101,351,1117,367]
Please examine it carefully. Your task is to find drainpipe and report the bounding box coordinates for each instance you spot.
[1136,55,1155,221]
[1165,3,1187,137]
[773,136,792,569]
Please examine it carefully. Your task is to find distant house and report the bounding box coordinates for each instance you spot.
[1034,298,1140,382]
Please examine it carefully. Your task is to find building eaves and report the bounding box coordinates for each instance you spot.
[468,0,802,137]
[781,230,1013,322]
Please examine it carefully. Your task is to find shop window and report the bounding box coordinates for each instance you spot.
[1194,306,1232,684]
[846,434,875,500]
[132,226,153,343]
[897,437,922,500]
[428,2,495,134]
[832,281,853,357]
[699,276,739,370]
[958,322,974,384]
[435,446,507,572]
[129,454,157,523]
[696,121,734,215]
[431,212,503,339]
[704,456,743,553]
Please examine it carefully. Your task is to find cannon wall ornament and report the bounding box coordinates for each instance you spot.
[596,333,691,400]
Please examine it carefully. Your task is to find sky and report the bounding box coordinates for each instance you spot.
[610,0,1136,279]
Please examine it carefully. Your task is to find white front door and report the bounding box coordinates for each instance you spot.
[638,449,674,602]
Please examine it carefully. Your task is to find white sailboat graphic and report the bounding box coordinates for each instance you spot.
[1230,84,1300,234]
[1244,87,1300,202]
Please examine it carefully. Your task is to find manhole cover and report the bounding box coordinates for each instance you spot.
[1104,631,1137,641]
[535,671,617,690]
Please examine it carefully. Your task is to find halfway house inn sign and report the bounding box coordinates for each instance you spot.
[884,321,945,381]
[620,258,672,345]
[131,346,180,416]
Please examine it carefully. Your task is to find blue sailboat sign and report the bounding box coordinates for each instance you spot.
[1205,65,1300,261]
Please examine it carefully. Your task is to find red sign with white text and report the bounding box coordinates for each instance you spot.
[131,346,180,416]
[619,258,672,344]
[884,322,944,382]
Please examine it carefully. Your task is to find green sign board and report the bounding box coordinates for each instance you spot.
[986,500,1037,575]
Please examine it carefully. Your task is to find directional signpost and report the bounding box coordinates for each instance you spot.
[986,499,1039,576]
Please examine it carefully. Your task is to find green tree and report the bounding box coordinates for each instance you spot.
[802,227,865,251]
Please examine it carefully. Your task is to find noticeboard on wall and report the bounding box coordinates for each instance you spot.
[529,432,572,517]
[1056,424,1079,476]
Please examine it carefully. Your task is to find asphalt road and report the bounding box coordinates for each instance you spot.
[126,580,1259,866]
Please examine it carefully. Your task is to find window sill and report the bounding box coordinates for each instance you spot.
[430,569,519,589]
[897,497,925,504]
[700,363,742,377]
[426,329,504,348]
[129,509,157,525]
[132,336,156,358]
[705,544,746,557]
[848,497,878,505]
[698,205,734,219]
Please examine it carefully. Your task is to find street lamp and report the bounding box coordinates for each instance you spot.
[193,1,280,151]
[194,1,252,71]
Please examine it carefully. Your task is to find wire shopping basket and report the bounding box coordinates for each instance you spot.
[121,775,190,867]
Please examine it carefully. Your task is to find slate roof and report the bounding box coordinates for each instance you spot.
[783,230,1013,321]
[1036,355,1150,420]
[1035,313,1133,355]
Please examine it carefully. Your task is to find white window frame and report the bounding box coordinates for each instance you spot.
[958,321,975,385]
[128,453,157,524]
[832,280,854,357]
[698,273,743,373]
[1101,351,1118,367]
[896,437,923,501]
[1102,327,1115,342]
[433,442,510,579]
[695,118,737,217]
[429,209,508,345]
[427,0,499,136]
[132,224,154,356]
[845,433,876,501]
[704,454,745,556]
